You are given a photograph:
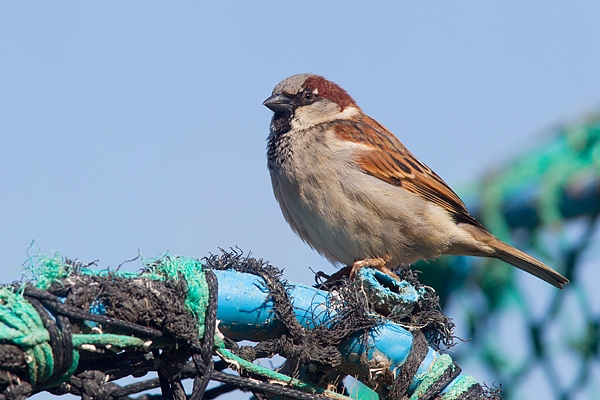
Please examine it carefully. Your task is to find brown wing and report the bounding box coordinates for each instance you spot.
[333,115,487,230]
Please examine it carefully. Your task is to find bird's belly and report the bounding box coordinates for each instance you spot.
[271,168,453,267]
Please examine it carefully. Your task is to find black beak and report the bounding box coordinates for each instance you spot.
[263,94,293,113]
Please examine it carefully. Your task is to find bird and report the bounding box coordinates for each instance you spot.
[263,73,569,289]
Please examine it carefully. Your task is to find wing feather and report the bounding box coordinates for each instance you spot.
[333,115,486,230]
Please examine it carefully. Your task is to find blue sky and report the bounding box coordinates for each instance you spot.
[1,2,599,398]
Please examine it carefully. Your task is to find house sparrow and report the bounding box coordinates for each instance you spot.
[263,73,568,289]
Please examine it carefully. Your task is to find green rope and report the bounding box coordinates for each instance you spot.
[410,354,454,400]
[142,254,209,338]
[24,251,73,291]
[71,334,149,348]
[0,286,157,389]
[418,113,600,399]
[0,287,53,386]
[216,346,351,399]
[442,375,479,400]
[10,252,212,388]
[23,251,210,338]
[11,253,470,399]
[142,256,354,398]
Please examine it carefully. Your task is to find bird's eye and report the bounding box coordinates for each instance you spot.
[302,91,315,103]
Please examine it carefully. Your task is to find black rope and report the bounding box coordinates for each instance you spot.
[23,287,163,338]
[2,381,33,400]
[209,370,332,400]
[99,353,155,382]
[24,297,70,382]
[388,329,429,398]
[156,364,174,400]
[457,382,484,399]
[70,370,108,400]
[170,379,186,400]
[123,358,336,400]
[205,251,372,385]
[56,315,73,381]
[1,251,494,400]
[95,382,121,400]
[387,330,470,399]
[23,259,335,400]
[420,361,462,400]
[103,378,161,399]
[189,269,218,400]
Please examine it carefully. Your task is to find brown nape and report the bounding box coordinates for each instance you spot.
[303,75,357,110]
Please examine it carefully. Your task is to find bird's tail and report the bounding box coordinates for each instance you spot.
[491,240,569,289]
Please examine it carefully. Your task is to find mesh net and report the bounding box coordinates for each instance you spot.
[416,111,600,399]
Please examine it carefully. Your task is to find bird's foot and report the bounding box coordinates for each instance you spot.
[350,255,397,280]
[315,266,353,283]
[315,255,398,284]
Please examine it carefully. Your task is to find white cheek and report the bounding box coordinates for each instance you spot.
[291,105,360,130]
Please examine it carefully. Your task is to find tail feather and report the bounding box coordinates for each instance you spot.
[491,240,569,289]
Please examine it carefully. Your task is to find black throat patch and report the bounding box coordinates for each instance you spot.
[267,112,294,171]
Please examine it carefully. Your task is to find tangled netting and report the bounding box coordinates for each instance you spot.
[415,111,600,399]
[0,249,503,400]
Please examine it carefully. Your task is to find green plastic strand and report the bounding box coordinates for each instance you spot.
[72,334,148,348]
[442,375,479,400]
[0,288,54,385]
[216,347,351,400]
[143,255,209,338]
[410,354,453,400]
